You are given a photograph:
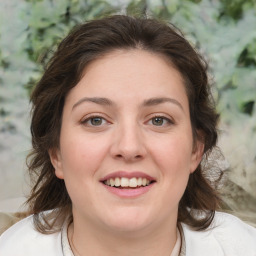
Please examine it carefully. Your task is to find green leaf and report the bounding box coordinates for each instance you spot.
[126,0,147,17]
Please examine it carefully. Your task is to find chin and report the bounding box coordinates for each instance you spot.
[101,207,153,233]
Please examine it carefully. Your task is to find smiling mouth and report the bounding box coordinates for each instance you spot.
[103,177,155,189]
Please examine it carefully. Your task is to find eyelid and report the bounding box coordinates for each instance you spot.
[146,113,175,124]
[80,113,111,126]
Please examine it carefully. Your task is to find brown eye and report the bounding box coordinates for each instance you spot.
[90,117,103,126]
[82,116,107,126]
[149,116,173,127]
[152,117,164,126]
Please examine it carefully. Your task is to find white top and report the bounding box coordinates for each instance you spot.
[0,211,256,256]
[60,221,182,256]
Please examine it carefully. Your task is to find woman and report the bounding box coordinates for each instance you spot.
[0,15,255,256]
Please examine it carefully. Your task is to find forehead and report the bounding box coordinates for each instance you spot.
[65,49,189,111]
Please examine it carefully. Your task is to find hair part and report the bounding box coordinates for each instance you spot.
[26,15,221,233]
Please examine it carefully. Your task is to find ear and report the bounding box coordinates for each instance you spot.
[48,148,64,179]
[190,133,205,174]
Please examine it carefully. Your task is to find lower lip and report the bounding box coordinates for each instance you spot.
[102,183,155,198]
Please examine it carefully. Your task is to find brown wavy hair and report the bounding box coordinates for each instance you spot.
[26,15,221,233]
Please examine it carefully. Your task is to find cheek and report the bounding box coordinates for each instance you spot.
[150,133,193,169]
[60,135,109,178]
[59,138,105,205]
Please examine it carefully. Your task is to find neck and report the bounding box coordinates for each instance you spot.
[68,216,178,256]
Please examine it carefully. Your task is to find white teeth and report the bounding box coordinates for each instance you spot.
[115,177,121,187]
[121,177,129,187]
[110,178,115,187]
[129,177,137,188]
[104,177,152,188]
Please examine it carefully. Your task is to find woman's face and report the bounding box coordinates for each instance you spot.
[50,49,204,234]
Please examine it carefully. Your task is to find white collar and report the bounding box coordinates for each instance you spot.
[61,220,184,256]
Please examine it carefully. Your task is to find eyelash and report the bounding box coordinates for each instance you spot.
[80,114,174,127]
[147,115,174,127]
[81,115,108,127]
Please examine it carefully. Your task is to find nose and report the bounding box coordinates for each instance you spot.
[110,122,147,162]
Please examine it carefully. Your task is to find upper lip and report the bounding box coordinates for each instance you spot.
[100,171,156,182]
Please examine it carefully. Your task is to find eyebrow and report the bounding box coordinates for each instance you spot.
[72,96,183,111]
[72,97,114,110]
[142,97,184,111]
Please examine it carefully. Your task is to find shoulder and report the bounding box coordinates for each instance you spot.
[0,214,63,256]
[182,211,256,256]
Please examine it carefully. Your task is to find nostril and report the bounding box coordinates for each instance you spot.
[115,154,142,160]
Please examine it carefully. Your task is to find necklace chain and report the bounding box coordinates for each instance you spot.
[68,223,82,256]
[70,235,82,256]
[67,222,182,256]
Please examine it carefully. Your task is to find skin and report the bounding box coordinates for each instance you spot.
[50,49,204,256]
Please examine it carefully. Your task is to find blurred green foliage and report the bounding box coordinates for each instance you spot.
[0,0,116,93]
[127,0,256,125]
